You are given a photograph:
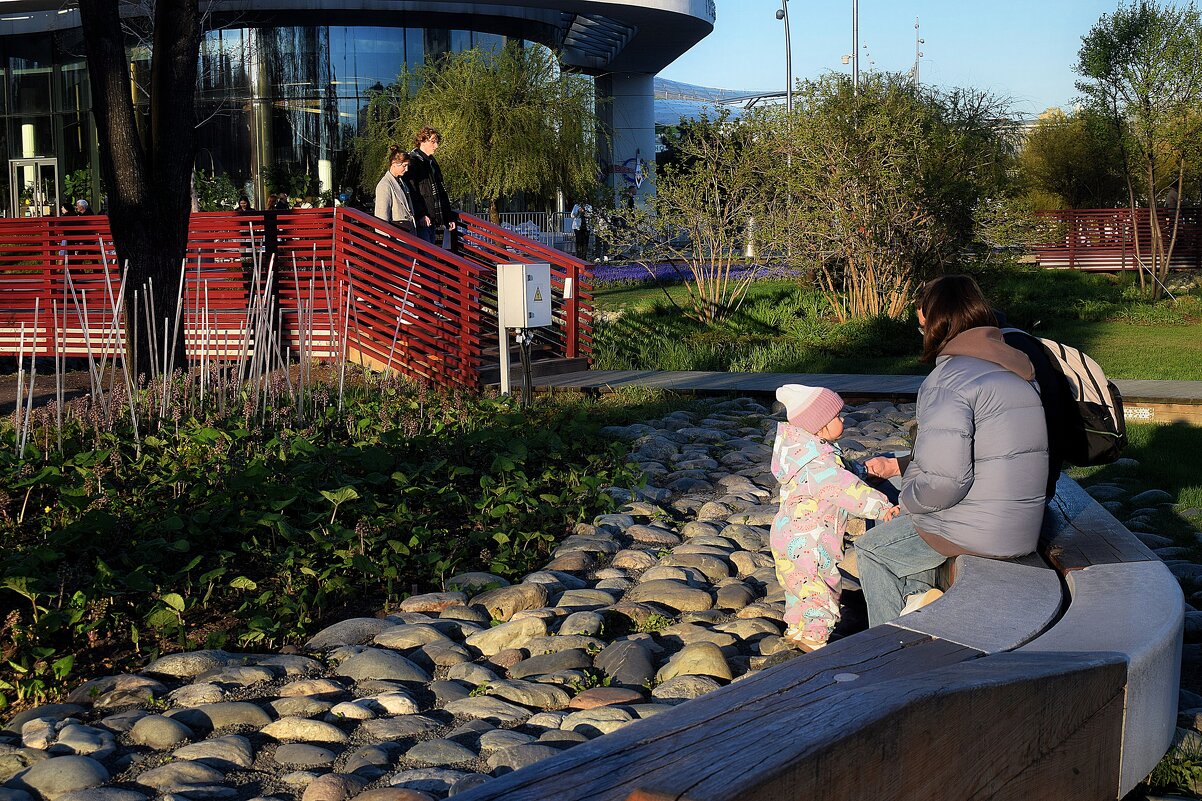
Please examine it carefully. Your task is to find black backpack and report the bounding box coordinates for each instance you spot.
[1004,329,1128,467]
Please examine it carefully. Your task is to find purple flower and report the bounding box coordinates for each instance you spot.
[590,262,812,287]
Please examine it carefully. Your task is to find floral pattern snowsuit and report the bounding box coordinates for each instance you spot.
[771,422,892,642]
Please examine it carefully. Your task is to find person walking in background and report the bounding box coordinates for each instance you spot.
[1162,184,1180,210]
[771,384,899,652]
[73,199,90,215]
[235,196,254,214]
[373,145,417,233]
[570,201,592,260]
[273,194,291,210]
[408,126,458,248]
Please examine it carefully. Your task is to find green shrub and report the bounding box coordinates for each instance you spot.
[194,170,241,212]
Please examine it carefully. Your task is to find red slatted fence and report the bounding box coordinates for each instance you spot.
[457,212,592,360]
[1034,207,1202,271]
[333,207,489,386]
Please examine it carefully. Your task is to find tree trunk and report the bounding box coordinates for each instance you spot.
[79,0,200,376]
[1162,162,1186,297]
[489,197,500,226]
[1147,162,1163,301]
[1124,175,1145,294]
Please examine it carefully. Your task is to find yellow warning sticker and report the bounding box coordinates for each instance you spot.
[533,288,543,302]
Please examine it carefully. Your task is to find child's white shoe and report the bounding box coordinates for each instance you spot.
[900,588,944,616]
[784,631,828,653]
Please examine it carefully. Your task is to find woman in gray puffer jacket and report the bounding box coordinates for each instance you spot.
[855,275,1049,626]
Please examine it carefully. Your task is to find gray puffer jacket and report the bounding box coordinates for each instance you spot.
[901,326,1049,558]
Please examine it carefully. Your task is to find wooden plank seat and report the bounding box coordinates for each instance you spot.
[453,475,1182,801]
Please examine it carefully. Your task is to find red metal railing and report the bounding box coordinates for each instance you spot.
[332,207,489,386]
[1034,207,1202,271]
[457,212,592,360]
[0,208,592,388]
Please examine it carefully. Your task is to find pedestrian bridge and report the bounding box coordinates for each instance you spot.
[0,207,592,387]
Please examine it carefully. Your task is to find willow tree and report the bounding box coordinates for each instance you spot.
[1018,108,1127,210]
[1077,0,1202,298]
[355,43,598,223]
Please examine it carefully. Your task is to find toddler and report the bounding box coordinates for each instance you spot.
[771,384,899,651]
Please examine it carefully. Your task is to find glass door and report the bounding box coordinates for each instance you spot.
[9,157,60,217]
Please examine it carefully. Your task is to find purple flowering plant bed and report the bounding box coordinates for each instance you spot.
[590,261,812,287]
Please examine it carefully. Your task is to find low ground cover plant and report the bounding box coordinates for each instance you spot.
[0,375,646,708]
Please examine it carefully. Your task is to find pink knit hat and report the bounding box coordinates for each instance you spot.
[776,384,844,434]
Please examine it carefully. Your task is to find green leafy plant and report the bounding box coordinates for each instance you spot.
[1147,740,1202,795]
[637,613,674,634]
[261,162,315,200]
[63,169,99,206]
[568,668,611,693]
[194,170,241,211]
[0,377,642,707]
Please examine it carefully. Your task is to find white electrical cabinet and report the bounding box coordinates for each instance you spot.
[497,262,552,329]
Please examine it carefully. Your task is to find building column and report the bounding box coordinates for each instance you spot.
[248,28,272,208]
[597,72,656,202]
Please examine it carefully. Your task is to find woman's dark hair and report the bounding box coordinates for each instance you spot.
[386,144,410,166]
[917,274,997,363]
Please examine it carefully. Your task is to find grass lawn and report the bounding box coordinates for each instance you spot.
[593,277,801,312]
[1035,320,1202,381]
[1070,420,1202,649]
[592,264,1202,381]
[1071,422,1202,527]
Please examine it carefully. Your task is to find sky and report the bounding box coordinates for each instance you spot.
[659,0,1123,118]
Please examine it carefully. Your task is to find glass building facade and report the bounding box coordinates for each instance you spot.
[2,28,95,215]
[0,24,506,214]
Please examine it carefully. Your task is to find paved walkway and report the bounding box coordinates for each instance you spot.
[535,370,1202,406]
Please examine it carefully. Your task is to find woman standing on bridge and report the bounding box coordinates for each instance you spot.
[856,275,1049,626]
[373,145,417,233]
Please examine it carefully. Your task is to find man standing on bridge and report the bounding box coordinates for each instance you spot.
[408,126,458,250]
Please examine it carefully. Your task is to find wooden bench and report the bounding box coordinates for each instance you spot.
[454,475,1183,801]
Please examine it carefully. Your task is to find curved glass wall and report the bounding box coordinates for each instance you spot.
[0,24,506,214]
[194,25,506,207]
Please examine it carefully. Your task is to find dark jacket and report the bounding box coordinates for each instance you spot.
[407,149,457,227]
[901,326,1049,559]
[1001,327,1068,500]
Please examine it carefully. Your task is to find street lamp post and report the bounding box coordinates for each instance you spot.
[776,1,792,115]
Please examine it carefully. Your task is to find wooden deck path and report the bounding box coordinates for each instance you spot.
[533,371,1202,424]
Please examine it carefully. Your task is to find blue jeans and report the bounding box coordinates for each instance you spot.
[855,514,948,627]
[416,224,436,245]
